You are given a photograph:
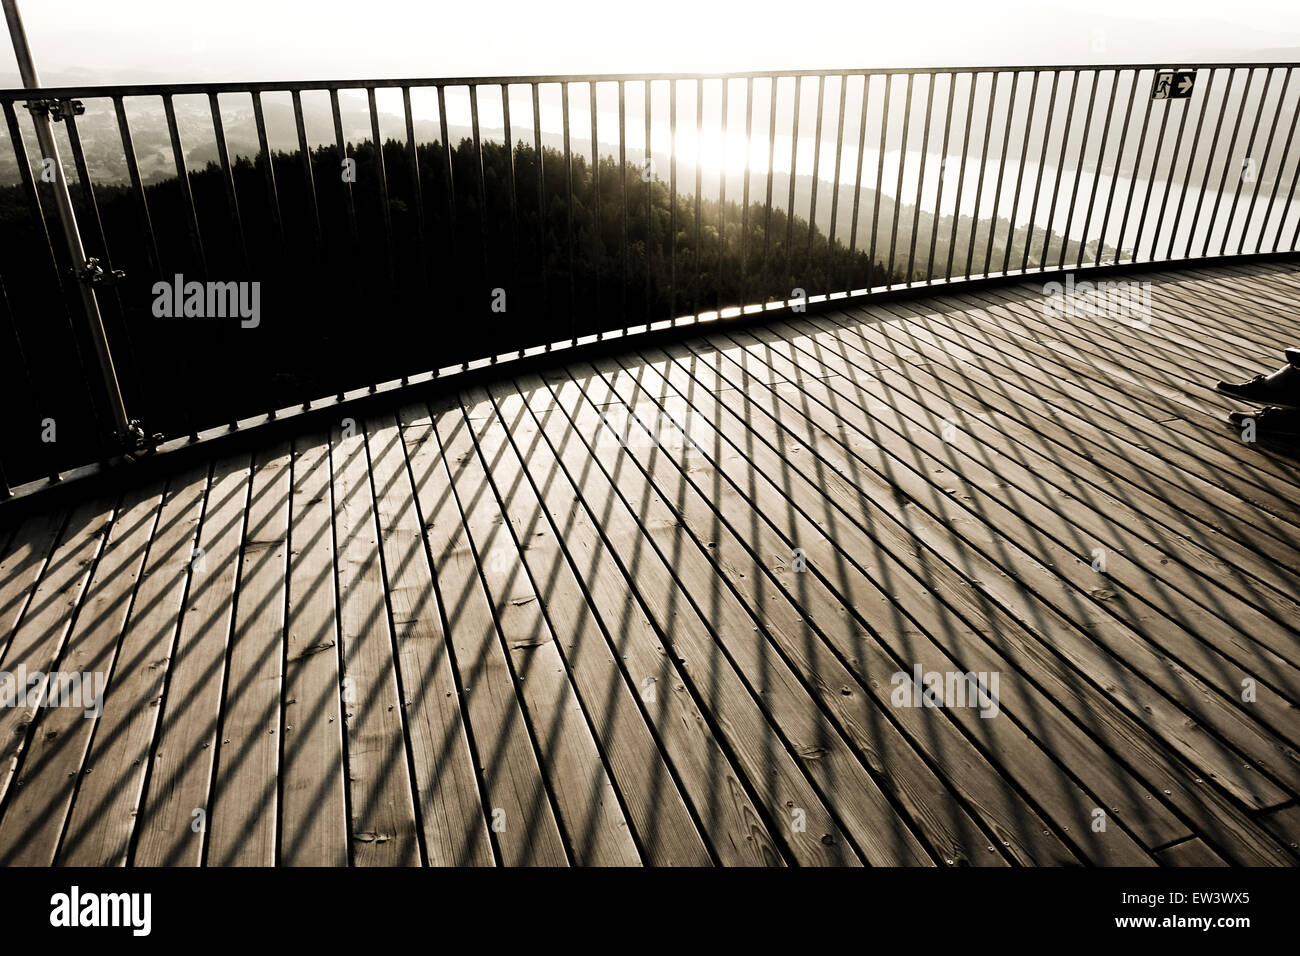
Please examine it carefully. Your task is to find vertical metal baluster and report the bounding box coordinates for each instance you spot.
[847,74,872,290]
[619,80,629,326]
[1097,70,1140,266]
[763,75,779,298]
[905,73,935,284]
[740,77,754,311]
[469,84,490,305]
[5,98,111,461]
[437,85,458,370]
[1258,69,1300,252]
[64,107,115,273]
[669,79,678,323]
[1002,71,1040,274]
[1114,71,1157,263]
[588,82,601,333]
[330,89,358,244]
[113,97,161,275]
[500,84,522,355]
[529,83,545,336]
[1201,68,1254,257]
[1146,74,1194,260]
[1167,69,1217,258]
[1241,68,1292,254]
[332,97,353,391]
[1059,70,1099,268]
[886,74,913,283]
[868,74,890,286]
[6,287,42,478]
[693,80,703,320]
[4,100,54,264]
[946,71,978,279]
[826,74,847,296]
[469,85,491,363]
[804,75,824,275]
[560,82,576,341]
[976,71,1009,277]
[785,75,802,298]
[402,86,428,299]
[152,95,208,432]
[1184,68,1237,258]
[7,0,135,458]
[368,87,395,291]
[1079,70,1121,267]
[64,101,149,426]
[716,78,727,317]
[1221,67,1275,255]
[291,90,322,252]
[1132,72,1178,262]
[646,80,654,324]
[208,93,248,266]
[164,94,207,274]
[1039,70,1078,268]
[251,91,284,248]
[925,72,957,284]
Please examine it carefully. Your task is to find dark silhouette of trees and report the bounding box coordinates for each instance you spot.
[1,133,895,482]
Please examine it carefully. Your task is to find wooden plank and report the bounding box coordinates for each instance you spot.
[0,508,67,657]
[807,298,1300,623]
[696,316,1298,861]
[805,298,1300,680]
[461,397,714,865]
[58,463,210,866]
[570,358,1035,865]
[362,412,493,867]
[815,297,1300,600]
[957,283,1300,498]
[0,479,165,864]
[279,434,349,866]
[1257,803,1300,857]
[330,418,421,865]
[407,398,568,866]
[1157,265,1300,361]
[940,289,1300,524]
[608,348,1170,862]
[517,372,926,865]
[1127,276,1294,377]
[482,384,784,866]
[208,440,293,865]
[134,453,252,866]
[634,339,1292,862]
[736,320,1300,739]
[907,286,1300,531]
[1028,272,1278,387]
[0,494,118,812]
[1153,837,1229,866]
[698,329,1300,807]
[438,400,641,865]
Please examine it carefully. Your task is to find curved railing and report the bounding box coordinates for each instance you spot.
[2,62,1299,498]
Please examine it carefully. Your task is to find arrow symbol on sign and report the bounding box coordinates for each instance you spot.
[1177,75,1193,95]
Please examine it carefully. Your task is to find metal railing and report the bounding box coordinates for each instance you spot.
[2,61,1299,498]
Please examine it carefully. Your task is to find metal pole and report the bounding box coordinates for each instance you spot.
[3,0,133,443]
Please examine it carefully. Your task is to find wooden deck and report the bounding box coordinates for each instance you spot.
[1,260,1299,866]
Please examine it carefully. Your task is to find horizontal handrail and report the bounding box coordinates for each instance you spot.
[2,61,1299,99]
[2,61,1299,501]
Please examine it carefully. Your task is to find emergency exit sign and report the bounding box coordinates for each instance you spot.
[1153,70,1196,99]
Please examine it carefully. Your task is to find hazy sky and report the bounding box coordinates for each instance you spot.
[2,0,1299,85]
